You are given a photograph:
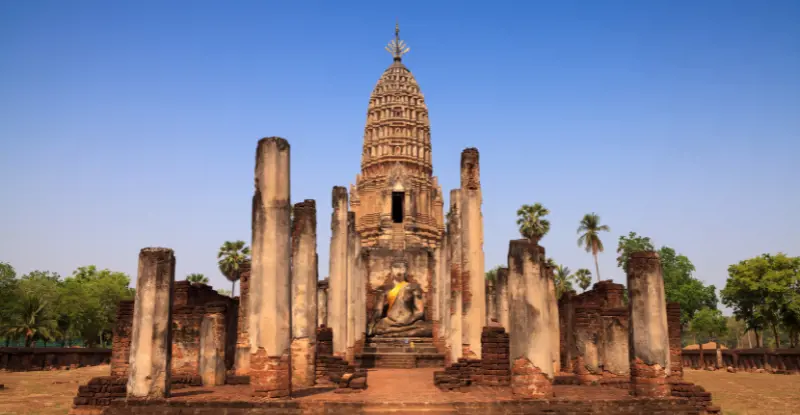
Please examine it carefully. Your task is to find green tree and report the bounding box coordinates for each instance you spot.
[577,213,610,282]
[66,266,134,347]
[722,253,800,348]
[0,262,19,346]
[554,265,574,299]
[575,269,592,292]
[515,203,550,243]
[616,231,654,270]
[186,273,209,284]
[6,294,58,347]
[216,288,232,297]
[218,240,251,297]
[659,246,718,329]
[689,307,728,368]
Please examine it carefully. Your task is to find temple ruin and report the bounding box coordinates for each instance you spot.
[69,24,723,415]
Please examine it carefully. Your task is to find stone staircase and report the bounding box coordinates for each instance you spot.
[391,222,405,250]
[356,337,445,369]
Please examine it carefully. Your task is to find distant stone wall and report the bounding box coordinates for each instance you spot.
[0,347,111,371]
[682,348,800,373]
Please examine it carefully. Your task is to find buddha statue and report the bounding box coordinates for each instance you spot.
[367,259,432,338]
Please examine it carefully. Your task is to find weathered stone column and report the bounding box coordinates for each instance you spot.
[544,261,561,374]
[558,291,576,372]
[627,251,670,397]
[507,240,553,398]
[127,247,175,398]
[317,278,329,328]
[329,186,349,357]
[486,278,496,324]
[234,264,251,375]
[495,267,510,332]
[249,137,292,398]
[291,199,318,387]
[434,232,450,354]
[447,190,463,363]
[345,212,364,363]
[200,302,227,386]
[460,148,485,359]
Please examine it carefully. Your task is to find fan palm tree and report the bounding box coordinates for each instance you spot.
[7,294,57,347]
[516,203,550,243]
[554,264,574,299]
[577,213,610,282]
[217,240,251,297]
[186,273,209,284]
[574,269,593,292]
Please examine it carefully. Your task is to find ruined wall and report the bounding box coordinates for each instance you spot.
[0,348,111,372]
[682,348,800,373]
[434,326,510,391]
[110,300,134,377]
[667,302,683,380]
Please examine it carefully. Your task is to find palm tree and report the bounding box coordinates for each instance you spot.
[217,240,251,297]
[554,264,574,299]
[7,294,57,347]
[516,203,550,243]
[575,269,592,292]
[577,213,610,282]
[186,273,209,284]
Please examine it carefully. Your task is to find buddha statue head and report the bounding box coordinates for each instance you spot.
[390,258,408,283]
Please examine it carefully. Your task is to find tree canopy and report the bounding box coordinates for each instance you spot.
[577,213,610,282]
[554,264,574,299]
[515,203,550,242]
[721,253,800,348]
[574,268,592,292]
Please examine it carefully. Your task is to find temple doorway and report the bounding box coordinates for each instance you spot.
[392,191,404,223]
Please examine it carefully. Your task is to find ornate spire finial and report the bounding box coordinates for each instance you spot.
[385,21,409,61]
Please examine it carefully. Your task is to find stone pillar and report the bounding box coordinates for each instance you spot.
[627,251,670,397]
[200,302,227,386]
[507,240,553,398]
[486,278,497,324]
[329,186,349,357]
[234,264,251,375]
[460,148,485,359]
[249,137,292,398]
[345,212,363,362]
[544,261,560,374]
[291,199,318,387]
[317,279,329,328]
[127,247,175,399]
[434,232,450,354]
[495,267,509,332]
[447,190,463,363]
[558,291,576,372]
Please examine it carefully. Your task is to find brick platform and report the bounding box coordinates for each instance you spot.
[356,337,445,369]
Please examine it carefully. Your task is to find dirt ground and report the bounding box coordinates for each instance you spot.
[0,365,798,415]
[0,364,108,415]
[684,369,800,415]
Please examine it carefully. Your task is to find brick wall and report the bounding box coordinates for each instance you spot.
[433,326,510,391]
[71,376,126,410]
[0,348,111,372]
[667,302,683,380]
[682,348,800,373]
[315,327,349,385]
[110,300,134,377]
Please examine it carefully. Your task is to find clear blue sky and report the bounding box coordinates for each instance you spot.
[2,1,798,305]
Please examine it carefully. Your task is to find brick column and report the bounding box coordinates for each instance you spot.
[543,261,560,374]
[249,137,292,398]
[627,251,670,397]
[507,239,553,398]
[558,291,576,372]
[459,148,485,358]
[667,302,683,380]
[329,186,349,357]
[200,302,227,386]
[127,247,175,398]
[110,300,134,377]
[447,190,463,363]
[234,264,251,375]
[495,267,509,332]
[291,200,318,387]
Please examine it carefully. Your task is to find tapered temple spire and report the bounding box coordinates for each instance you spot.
[385,21,410,61]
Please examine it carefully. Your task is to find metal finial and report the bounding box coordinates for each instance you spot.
[385,21,410,61]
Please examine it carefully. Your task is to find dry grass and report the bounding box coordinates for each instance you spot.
[685,369,800,415]
[0,364,108,415]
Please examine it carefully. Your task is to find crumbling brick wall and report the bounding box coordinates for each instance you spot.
[315,327,348,385]
[667,302,683,380]
[109,300,134,377]
[71,376,126,410]
[433,326,510,391]
[0,348,111,372]
[682,348,800,373]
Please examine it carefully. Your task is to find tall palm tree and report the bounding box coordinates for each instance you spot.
[217,240,251,297]
[554,264,574,299]
[7,294,57,347]
[516,203,550,243]
[574,269,593,292]
[186,273,209,284]
[577,213,610,282]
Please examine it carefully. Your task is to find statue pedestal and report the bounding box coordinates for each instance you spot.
[356,337,445,369]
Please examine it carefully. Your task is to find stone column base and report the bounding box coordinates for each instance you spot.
[630,358,669,397]
[511,357,553,398]
[291,338,316,387]
[250,348,291,398]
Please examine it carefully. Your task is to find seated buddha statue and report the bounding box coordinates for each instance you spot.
[367,259,432,338]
